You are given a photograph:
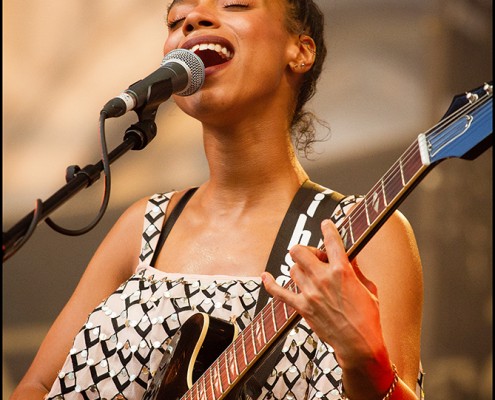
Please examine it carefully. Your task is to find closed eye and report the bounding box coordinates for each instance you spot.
[167,17,185,30]
[167,2,250,29]
[224,2,250,9]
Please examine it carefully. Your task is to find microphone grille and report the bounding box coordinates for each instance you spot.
[161,49,205,96]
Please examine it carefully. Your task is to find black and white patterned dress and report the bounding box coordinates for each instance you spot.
[46,190,425,399]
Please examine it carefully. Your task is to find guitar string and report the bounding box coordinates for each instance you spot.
[327,91,492,253]
[184,92,493,400]
[183,281,301,399]
[183,96,492,399]
[427,94,492,149]
[181,89,492,399]
[192,90,494,396]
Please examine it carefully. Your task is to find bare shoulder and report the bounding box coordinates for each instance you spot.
[357,210,422,275]
[355,209,423,306]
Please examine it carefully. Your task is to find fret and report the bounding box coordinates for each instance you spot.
[223,352,231,386]
[262,305,275,341]
[208,369,216,400]
[194,379,199,400]
[270,300,279,333]
[199,376,207,400]
[402,144,422,183]
[218,358,229,393]
[282,302,290,324]
[206,375,212,400]
[238,334,248,371]
[243,327,255,364]
[208,370,216,400]
[274,300,287,329]
[260,315,268,344]
[349,216,356,244]
[251,323,258,356]
[226,345,238,384]
[365,186,385,226]
[384,163,404,204]
[348,203,368,242]
[364,197,371,226]
[338,223,353,251]
[381,179,388,207]
[211,360,223,397]
[252,318,265,354]
[286,282,297,316]
[399,156,406,186]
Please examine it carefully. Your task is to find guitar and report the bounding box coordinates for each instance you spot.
[143,82,493,400]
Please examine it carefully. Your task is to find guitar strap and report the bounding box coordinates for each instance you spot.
[240,180,345,399]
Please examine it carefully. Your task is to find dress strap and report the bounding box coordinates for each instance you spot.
[139,193,174,265]
[150,187,198,267]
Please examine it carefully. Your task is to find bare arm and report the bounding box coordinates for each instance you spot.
[10,197,149,400]
[262,210,423,399]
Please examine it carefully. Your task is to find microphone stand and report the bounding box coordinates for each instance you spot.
[3,109,158,263]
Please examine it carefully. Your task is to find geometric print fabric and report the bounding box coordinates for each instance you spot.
[46,191,424,399]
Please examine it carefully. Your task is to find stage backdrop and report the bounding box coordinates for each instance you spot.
[3,0,492,398]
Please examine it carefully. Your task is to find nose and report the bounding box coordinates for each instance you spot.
[182,5,220,35]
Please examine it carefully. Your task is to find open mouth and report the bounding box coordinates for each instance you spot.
[188,43,234,68]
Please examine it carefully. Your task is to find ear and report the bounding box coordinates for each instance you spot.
[288,34,317,74]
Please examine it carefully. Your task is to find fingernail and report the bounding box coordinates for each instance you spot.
[321,219,331,228]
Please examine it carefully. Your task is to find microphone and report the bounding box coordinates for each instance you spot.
[101,49,205,118]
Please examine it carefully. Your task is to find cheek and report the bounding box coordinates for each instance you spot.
[238,20,291,61]
[163,34,181,55]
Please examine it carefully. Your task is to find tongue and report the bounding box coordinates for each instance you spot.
[195,49,228,68]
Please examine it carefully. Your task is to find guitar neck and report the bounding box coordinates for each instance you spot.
[182,83,493,400]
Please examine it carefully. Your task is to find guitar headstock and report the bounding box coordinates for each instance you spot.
[424,82,492,164]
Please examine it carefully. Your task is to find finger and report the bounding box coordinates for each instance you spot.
[261,272,299,308]
[289,245,327,277]
[290,245,328,262]
[321,219,349,266]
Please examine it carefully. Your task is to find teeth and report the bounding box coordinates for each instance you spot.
[189,43,233,60]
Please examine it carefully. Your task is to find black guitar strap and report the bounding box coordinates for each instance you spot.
[240,180,345,399]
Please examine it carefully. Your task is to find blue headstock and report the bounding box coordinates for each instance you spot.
[425,82,492,164]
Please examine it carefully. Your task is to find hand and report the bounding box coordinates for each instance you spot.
[261,219,387,368]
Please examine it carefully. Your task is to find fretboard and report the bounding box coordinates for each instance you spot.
[334,138,428,258]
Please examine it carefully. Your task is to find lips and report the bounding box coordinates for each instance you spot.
[182,37,234,69]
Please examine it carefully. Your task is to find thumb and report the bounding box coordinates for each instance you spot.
[351,259,378,296]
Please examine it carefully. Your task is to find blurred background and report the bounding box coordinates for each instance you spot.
[2,0,492,398]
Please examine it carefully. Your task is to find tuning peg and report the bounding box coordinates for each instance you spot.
[483,82,493,95]
[466,92,479,103]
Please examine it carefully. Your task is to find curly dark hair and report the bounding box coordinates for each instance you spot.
[284,0,329,157]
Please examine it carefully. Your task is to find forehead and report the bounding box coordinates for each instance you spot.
[167,0,182,14]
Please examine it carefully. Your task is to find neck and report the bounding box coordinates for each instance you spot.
[200,121,309,204]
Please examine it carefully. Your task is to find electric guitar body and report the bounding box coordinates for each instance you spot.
[144,313,239,400]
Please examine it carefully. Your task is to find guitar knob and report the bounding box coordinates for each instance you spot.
[483,82,493,95]
[466,92,479,103]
